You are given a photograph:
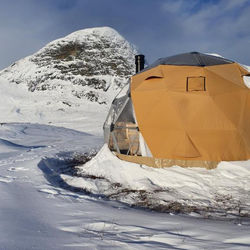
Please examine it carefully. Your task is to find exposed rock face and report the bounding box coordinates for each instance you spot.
[0,27,137,104]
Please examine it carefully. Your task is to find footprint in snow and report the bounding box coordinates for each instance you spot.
[8,167,28,172]
[0,175,15,183]
[39,188,59,195]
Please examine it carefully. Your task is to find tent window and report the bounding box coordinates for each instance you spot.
[108,123,141,156]
[186,76,206,91]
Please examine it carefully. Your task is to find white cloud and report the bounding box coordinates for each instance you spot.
[158,0,250,64]
[223,0,249,11]
[162,0,197,14]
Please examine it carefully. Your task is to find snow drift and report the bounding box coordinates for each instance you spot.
[58,144,250,218]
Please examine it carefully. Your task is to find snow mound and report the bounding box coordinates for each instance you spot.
[61,144,250,218]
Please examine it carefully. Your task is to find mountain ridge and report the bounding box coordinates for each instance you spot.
[0,27,137,133]
[0,26,137,104]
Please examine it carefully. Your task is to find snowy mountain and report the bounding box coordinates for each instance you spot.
[0,27,136,103]
[0,27,137,133]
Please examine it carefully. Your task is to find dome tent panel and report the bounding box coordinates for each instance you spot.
[239,92,250,152]
[103,84,130,144]
[116,99,135,123]
[205,63,247,88]
[103,83,141,156]
[132,65,206,93]
[111,99,140,155]
[131,66,164,91]
[172,132,201,158]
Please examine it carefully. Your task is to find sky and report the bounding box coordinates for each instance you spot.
[0,0,250,69]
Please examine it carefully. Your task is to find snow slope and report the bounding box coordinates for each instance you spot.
[1,123,250,249]
[0,76,106,134]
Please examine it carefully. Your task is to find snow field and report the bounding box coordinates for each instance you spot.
[0,123,250,249]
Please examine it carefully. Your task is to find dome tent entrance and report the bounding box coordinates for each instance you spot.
[103,84,151,157]
[104,52,250,169]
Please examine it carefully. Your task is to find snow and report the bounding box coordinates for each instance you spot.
[65,144,250,218]
[0,76,108,134]
[44,26,127,49]
[1,123,250,250]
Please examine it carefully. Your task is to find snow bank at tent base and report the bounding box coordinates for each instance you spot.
[61,144,250,219]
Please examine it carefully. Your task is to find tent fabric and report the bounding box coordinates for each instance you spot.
[131,62,250,163]
[103,83,141,155]
[116,153,218,169]
[116,99,135,123]
[103,84,131,144]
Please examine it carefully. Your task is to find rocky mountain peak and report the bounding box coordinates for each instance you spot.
[0,26,137,104]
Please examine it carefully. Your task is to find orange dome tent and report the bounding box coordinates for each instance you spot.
[103,52,250,169]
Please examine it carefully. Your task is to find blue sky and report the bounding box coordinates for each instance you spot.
[0,0,250,69]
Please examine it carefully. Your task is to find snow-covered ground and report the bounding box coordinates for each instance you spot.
[1,123,250,249]
[0,76,108,134]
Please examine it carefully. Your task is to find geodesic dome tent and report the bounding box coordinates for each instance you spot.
[103,52,250,169]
